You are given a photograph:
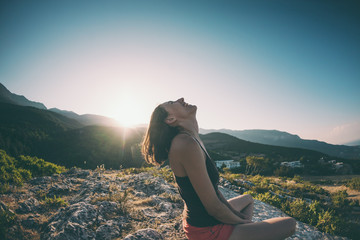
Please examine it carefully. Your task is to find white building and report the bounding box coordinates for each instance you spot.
[280,161,303,168]
[215,160,240,169]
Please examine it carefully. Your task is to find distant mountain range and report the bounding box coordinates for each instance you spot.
[0,83,120,127]
[200,129,360,160]
[0,82,46,109]
[346,139,360,146]
[1,82,359,162]
[48,108,120,127]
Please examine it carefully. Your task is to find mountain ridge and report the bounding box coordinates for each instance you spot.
[200,128,360,160]
[0,83,46,109]
[1,82,359,160]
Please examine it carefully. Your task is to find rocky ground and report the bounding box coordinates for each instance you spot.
[0,167,350,239]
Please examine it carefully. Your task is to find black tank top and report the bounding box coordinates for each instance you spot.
[174,134,221,227]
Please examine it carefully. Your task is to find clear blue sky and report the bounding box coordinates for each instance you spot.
[1,0,359,144]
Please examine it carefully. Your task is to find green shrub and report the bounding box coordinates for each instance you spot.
[347,177,360,191]
[331,190,349,210]
[287,199,311,223]
[225,173,353,238]
[0,206,16,239]
[316,210,340,235]
[256,192,283,209]
[43,195,68,209]
[0,149,66,188]
[0,183,10,194]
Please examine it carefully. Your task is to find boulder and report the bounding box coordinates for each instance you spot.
[95,220,123,240]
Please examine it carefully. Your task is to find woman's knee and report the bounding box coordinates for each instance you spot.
[243,194,254,204]
[285,217,296,234]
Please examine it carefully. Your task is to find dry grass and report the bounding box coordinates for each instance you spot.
[303,175,360,201]
[321,185,360,201]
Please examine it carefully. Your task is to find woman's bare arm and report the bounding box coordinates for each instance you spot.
[169,134,251,225]
[216,188,251,220]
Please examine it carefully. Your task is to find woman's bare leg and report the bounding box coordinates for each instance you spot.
[228,194,254,221]
[228,217,296,240]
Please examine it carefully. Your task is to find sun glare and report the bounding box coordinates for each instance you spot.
[111,95,148,128]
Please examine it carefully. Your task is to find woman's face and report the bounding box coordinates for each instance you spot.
[161,98,197,122]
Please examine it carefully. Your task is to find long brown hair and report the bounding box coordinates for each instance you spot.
[142,105,179,165]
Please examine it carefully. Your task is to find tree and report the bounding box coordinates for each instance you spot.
[245,156,271,175]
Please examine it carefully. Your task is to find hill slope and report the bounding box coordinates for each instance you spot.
[0,165,349,239]
[0,102,83,156]
[0,83,46,109]
[49,108,120,127]
[0,102,144,169]
[201,128,360,160]
[201,132,326,161]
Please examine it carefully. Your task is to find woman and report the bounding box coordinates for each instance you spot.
[142,98,296,240]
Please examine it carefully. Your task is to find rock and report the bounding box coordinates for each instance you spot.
[30,176,53,185]
[22,215,40,229]
[54,221,96,240]
[0,200,8,211]
[0,200,15,216]
[123,228,163,240]
[97,201,119,217]
[63,167,91,178]
[95,220,122,240]
[157,202,173,212]
[48,183,71,197]
[42,202,97,239]
[17,197,40,213]
[2,168,350,240]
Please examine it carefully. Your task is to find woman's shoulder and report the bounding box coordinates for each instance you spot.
[170,133,199,154]
[172,133,196,146]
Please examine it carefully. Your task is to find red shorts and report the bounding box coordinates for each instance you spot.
[183,219,235,240]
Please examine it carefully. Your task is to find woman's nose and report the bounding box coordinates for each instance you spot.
[177,97,184,102]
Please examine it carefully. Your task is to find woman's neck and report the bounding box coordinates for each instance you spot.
[179,119,199,137]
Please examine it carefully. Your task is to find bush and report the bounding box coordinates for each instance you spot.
[347,177,360,191]
[0,206,16,239]
[43,195,68,209]
[226,173,354,238]
[0,149,66,187]
[331,190,349,210]
[316,210,341,235]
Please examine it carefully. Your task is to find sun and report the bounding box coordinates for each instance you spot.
[111,96,148,128]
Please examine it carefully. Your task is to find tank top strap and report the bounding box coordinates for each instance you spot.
[179,131,212,160]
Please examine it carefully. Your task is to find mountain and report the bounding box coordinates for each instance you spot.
[39,125,145,169]
[0,82,47,109]
[200,132,325,161]
[49,108,120,127]
[0,102,83,157]
[200,128,360,160]
[0,83,120,127]
[0,102,144,169]
[345,139,360,146]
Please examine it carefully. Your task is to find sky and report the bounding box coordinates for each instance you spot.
[1,0,359,145]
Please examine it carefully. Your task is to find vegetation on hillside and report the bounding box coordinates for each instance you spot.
[0,149,66,192]
[347,177,360,191]
[222,171,360,239]
[0,103,145,169]
[0,150,67,239]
